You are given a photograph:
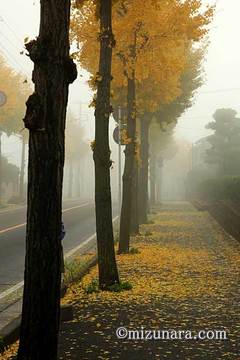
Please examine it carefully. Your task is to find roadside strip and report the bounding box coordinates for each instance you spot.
[0,215,119,353]
[0,214,118,301]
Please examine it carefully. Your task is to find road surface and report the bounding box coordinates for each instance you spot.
[0,199,117,296]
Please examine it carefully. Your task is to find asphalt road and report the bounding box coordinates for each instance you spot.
[0,198,117,296]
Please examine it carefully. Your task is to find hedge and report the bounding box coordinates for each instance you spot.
[197,176,240,201]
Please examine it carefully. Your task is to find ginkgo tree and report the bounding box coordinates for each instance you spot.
[65,113,89,198]
[0,55,28,135]
[111,45,205,230]
[149,120,178,204]
[137,45,206,223]
[117,2,213,252]
[73,0,120,288]
[71,0,213,253]
[17,0,77,358]
[0,53,31,204]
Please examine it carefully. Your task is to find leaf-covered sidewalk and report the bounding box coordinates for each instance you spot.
[58,202,240,360]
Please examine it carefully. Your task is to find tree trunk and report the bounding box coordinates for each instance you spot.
[0,131,2,204]
[68,159,73,198]
[130,159,139,234]
[93,0,119,289]
[17,1,77,359]
[119,75,136,253]
[150,154,156,206]
[138,117,150,224]
[19,136,26,200]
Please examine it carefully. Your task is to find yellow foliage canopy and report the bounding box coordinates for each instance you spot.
[71,0,214,112]
[0,54,31,136]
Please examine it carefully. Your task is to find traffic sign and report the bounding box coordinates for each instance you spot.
[112,107,127,125]
[113,125,127,145]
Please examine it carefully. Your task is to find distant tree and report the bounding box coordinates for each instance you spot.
[1,156,19,186]
[138,46,205,221]
[0,54,31,204]
[65,113,89,198]
[149,121,177,204]
[19,132,28,201]
[205,108,240,175]
[0,54,30,135]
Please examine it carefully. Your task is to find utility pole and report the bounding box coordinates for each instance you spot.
[79,102,82,125]
[192,142,194,171]
[19,135,26,200]
[0,90,7,205]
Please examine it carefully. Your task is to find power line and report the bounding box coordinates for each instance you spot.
[0,29,24,55]
[180,115,211,120]
[176,126,212,132]
[0,16,24,47]
[0,15,32,80]
[0,40,31,79]
[0,29,31,79]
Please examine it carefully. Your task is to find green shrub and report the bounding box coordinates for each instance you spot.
[145,230,153,236]
[197,176,240,201]
[147,219,155,224]
[84,280,133,293]
[186,168,215,199]
[107,281,133,292]
[64,256,97,286]
[85,279,99,294]
[129,247,140,254]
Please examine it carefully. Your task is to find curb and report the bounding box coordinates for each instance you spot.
[0,255,97,354]
[64,255,98,286]
[0,215,118,354]
[0,316,21,352]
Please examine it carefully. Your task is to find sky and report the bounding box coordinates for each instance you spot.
[176,0,240,143]
[1,0,240,164]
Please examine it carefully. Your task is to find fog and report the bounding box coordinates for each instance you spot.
[1,3,240,358]
[1,0,240,203]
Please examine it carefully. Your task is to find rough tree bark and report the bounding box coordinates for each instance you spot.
[119,75,136,253]
[17,1,77,359]
[19,135,26,200]
[138,116,150,224]
[93,0,119,289]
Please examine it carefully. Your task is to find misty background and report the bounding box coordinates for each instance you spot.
[1,0,240,202]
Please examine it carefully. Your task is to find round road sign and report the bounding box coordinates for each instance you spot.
[113,125,127,145]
